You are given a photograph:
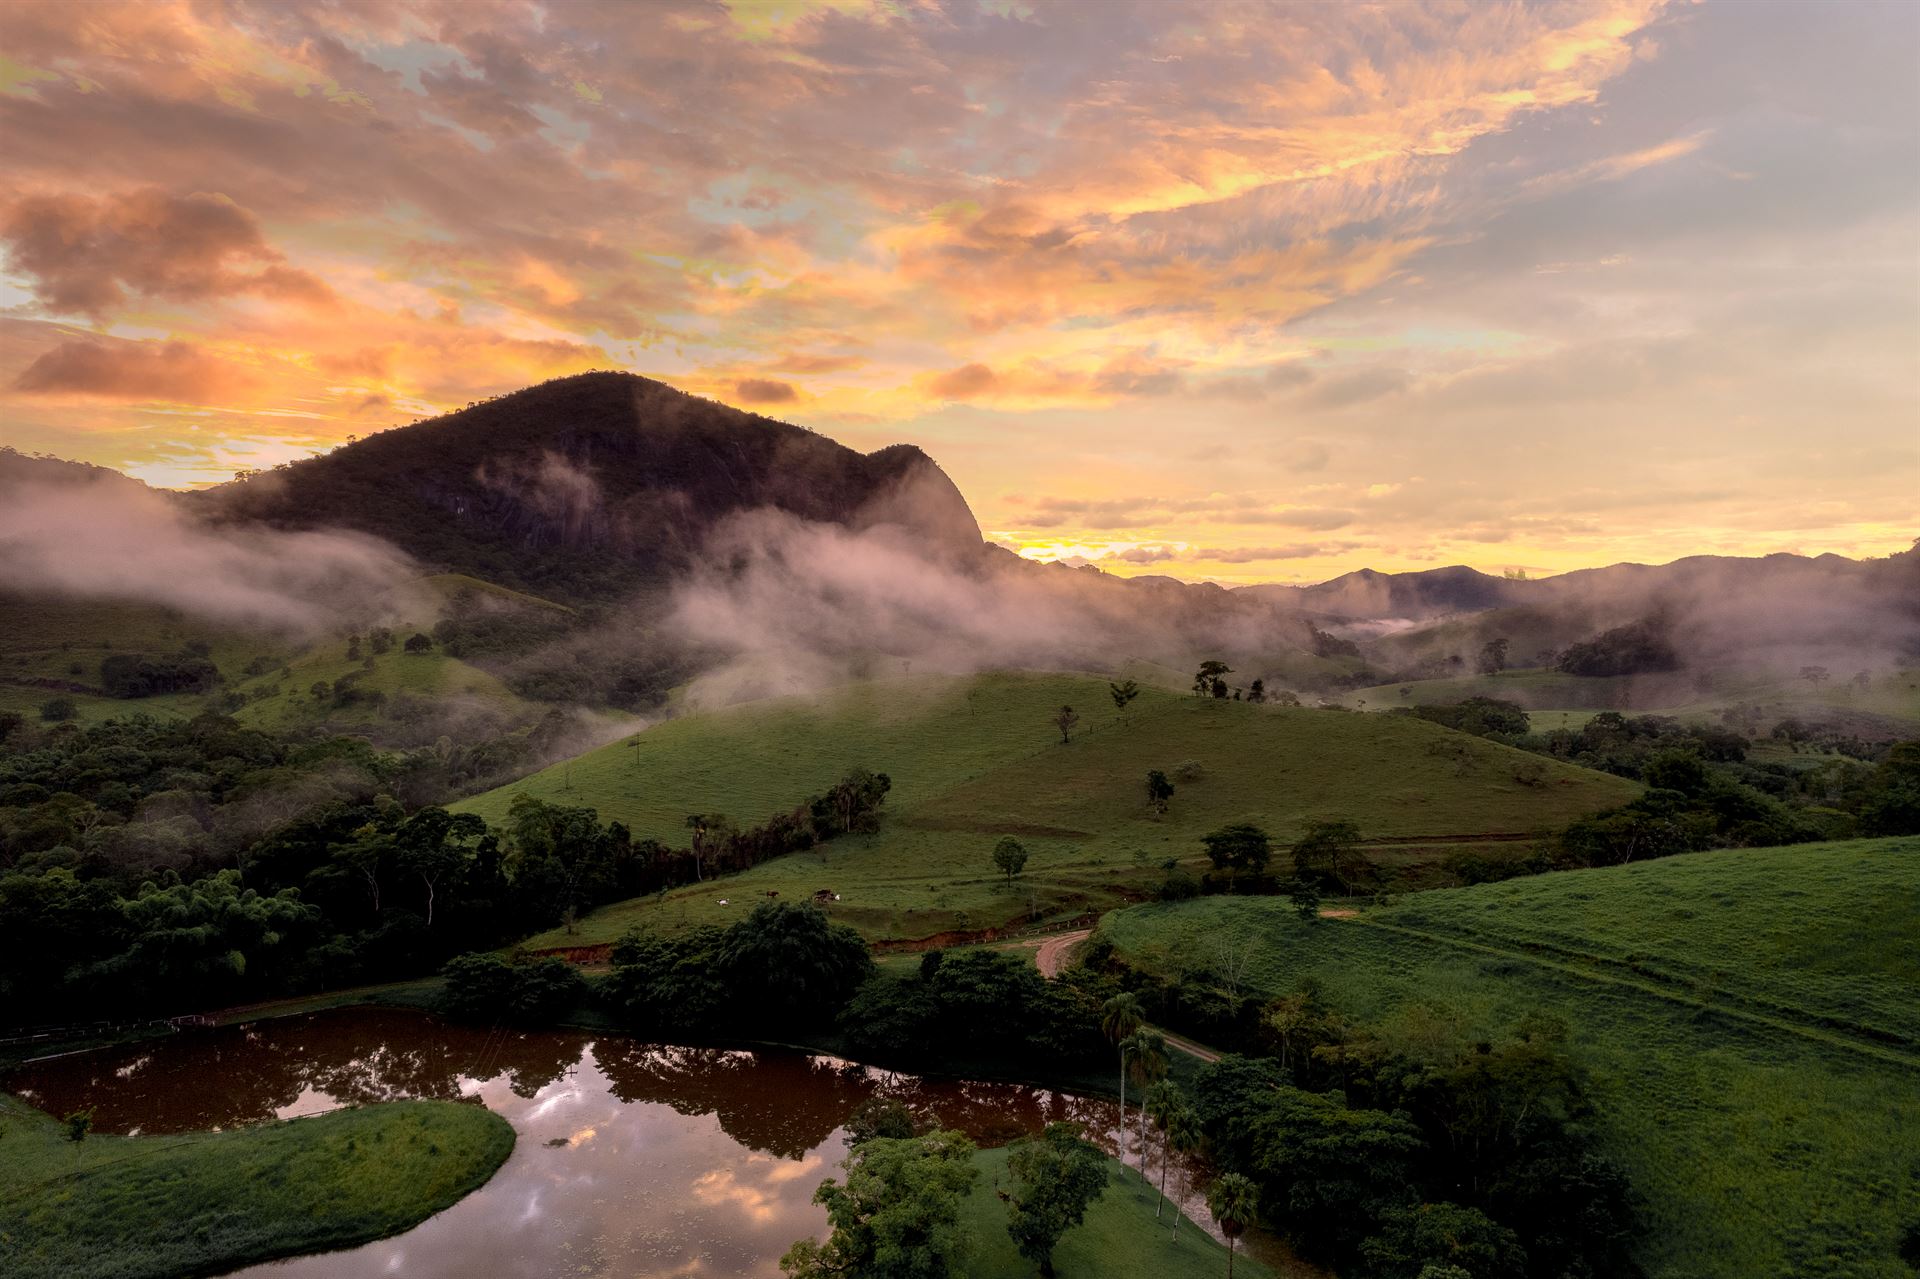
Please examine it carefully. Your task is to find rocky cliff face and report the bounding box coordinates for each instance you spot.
[191,371,984,600]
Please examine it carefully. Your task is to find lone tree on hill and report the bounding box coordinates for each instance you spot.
[1208,1172,1260,1279]
[1292,818,1367,893]
[993,836,1029,885]
[1004,1123,1110,1278]
[1052,704,1080,744]
[1193,659,1232,698]
[1477,636,1510,675]
[404,632,434,654]
[1145,769,1175,814]
[1109,678,1140,720]
[1247,678,1266,703]
[1202,822,1272,888]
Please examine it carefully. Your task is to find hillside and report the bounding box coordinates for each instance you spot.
[456,672,1639,946]
[1098,838,1920,1278]
[188,371,984,601]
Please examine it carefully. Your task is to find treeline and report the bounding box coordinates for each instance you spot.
[1080,937,1636,1277]
[432,900,1109,1070]
[0,706,893,1025]
[1398,700,1920,874]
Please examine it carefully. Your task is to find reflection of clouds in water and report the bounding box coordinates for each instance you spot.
[7,1010,1148,1278]
[691,1151,829,1225]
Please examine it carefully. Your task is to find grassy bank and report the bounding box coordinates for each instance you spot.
[0,1094,514,1279]
[460,671,1635,947]
[958,1145,1277,1279]
[1098,837,1920,1279]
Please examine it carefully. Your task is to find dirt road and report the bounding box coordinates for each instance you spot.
[1030,929,1223,1064]
[1034,929,1091,977]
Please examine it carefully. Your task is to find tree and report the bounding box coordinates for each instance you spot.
[1799,665,1831,688]
[781,1130,979,1279]
[717,900,874,1027]
[1100,993,1145,1168]
[1208,1173,1259,1278]
[1288,878,1321,921]
[1109,679,1140,720]
[1247,679,1266,704]
[685,812,735,881]
[1052,705,1081,745]
[37,697,76,722]
[1004,1122,1110,1277]
[309,680,331,703]
[404,632,434,654]
[346,634,363,661]
[1291,819,1365,893]
[993,836,1029,886]
[1201,822,1271,887]
[1165,1104,1203,1239]
[1145,769,1175,814]
[1143,1081,1184,1217]
[369,626,394,655]
[64,1107,94,1143]
[1476,637,1510,675]
[1123,1029,1169,1172]
[1193,660,1232,698]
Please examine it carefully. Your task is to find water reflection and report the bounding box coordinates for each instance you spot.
[6,1009,1141,1278]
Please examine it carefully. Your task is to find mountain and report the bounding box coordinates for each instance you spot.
[189,371,982,601]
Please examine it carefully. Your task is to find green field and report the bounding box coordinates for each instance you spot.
[0,1094,514,1279]
[957,1145,1279,1279]
[1098,837,1920,1279]
[459,671,1638,948]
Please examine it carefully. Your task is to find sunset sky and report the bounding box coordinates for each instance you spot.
[1,0,1914,583]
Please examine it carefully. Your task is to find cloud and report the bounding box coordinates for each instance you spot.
[0,188,330,319]
[735,377,800,405]
[928,362,998,399]
[0,461,415,630]
[14,338,261,402]
[1193,544,1338,563]
[1299,367,1413,410]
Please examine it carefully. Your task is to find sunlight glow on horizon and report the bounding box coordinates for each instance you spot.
[0,0,1913,584]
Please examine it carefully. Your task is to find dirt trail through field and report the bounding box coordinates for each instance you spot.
[1034,929,1090,976]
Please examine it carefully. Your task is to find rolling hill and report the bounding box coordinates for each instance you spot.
[1097,837,1920,1279]
[454,671,1640,947]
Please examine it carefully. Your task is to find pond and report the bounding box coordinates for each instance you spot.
[8,1009,1163,1277]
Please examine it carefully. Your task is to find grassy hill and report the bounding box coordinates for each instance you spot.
[457,672,1638,947]
[0,582,574,743]
[1097,837,1920,1279]
[0,1094,513,1279]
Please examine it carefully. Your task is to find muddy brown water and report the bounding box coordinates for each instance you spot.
[7,1008,1161,1278]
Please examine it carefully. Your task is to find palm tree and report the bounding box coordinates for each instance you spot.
[1123,1029,1168,1175]
[1207,1173,1259,1278]
[1165,1105,1202,1239]
[1100,993,1145,1167]
[1143,1080,1181,1216]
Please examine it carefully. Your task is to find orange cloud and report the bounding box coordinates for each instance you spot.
[735,377,799,405]
[1,188,331,319]
[14,338,262,403]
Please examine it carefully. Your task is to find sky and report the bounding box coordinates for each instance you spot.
[0,0,1915,584]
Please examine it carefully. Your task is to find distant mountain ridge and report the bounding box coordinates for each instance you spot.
[6,374,1912,677]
